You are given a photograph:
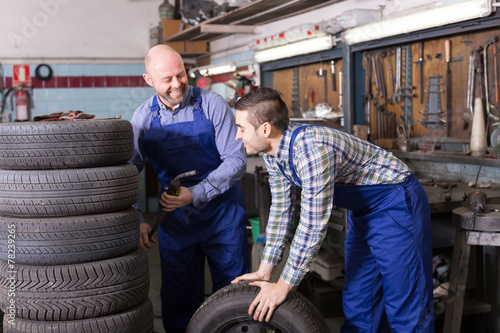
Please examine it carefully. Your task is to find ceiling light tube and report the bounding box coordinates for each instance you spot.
[254,36,334,63]
[188,61,236,78]
[343,0,493,45]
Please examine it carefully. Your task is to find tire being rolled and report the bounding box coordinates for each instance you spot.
[0,208,140,265]
[0,164,139,217]
[0,119,134,170]
[186,280,330,333]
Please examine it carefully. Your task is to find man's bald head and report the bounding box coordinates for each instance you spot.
[144,44,184,75]
[142,44,189,110]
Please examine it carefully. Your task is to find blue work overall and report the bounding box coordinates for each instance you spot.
[143,89,249,333]
[282,125,434,333]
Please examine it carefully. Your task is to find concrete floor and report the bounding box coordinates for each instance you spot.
[145,215,344,333]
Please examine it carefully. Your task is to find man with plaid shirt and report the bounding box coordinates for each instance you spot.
[232,87,434,332]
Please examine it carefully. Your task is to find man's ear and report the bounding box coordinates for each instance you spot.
[143,74,153,87]
[261,122,272,138]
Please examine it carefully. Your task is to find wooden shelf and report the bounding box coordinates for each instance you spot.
[164,0,341,42]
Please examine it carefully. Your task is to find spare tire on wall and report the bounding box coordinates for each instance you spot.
[186,280,330,333]
[0,119,134,170]
[0,164,139,217]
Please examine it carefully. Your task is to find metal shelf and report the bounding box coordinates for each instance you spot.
[164,0,342,42]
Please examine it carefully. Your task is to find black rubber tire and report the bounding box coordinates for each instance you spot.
[0,208,140,265]
[2,298,154,333]
[186,280,330,333]
[0,119,134,170]
[0,164,138,217]
[0,248,149,321]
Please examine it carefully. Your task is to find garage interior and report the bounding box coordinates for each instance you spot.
[2,0,500,332]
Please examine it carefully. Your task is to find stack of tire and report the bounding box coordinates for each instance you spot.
[0,119,153,333]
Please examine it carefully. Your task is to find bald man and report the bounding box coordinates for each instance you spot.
[129,45,249,332]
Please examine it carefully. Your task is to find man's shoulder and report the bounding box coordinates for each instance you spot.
[198,86,224,101]
[136,95,156,110]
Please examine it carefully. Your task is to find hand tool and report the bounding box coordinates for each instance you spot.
[338,71,343,111]
[445,39,452,137]
[417,41,425,104]
[291,66,300,117]
[442,183,457,202]
[468,191,487,213]
[331,60,336,91]
[467,47,483,116]
[484,36,499,121]
[362,53,371,134]
[317,63,328,104]
[395,47,402,103]
[418,75,446,128]
[387,50,395,104]
[148,170,198,240]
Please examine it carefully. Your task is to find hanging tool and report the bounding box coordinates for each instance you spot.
[445,39,452,137]
[362,53,371,134]
[317,63,328,104]
[331,60,336,91]
[291,66,300,117]
[484,36,499,121]
[419,75,445,128]
[397,124,412,152]
[338,71,343,112]
[400,44,415,126]
[387,50,395,104]
[467,47,484,116]
[394,47,402,103]
[148,170,198,240]
[416,41,425,104]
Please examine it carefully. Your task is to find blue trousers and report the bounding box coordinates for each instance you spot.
[338,174,434,332]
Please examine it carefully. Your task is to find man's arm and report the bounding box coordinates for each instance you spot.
[188,91,247,206]
[128,98,157,251]
[233,142,337,322]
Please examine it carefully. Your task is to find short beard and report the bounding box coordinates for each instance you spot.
[161,84,187,106]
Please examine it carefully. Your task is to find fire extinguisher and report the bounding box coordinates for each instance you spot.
[15,88,29,121]
[4,85,33,122]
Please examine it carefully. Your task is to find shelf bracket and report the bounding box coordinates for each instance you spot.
[200,24,260,34]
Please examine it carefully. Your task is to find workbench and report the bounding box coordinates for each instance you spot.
[422,182,500,214]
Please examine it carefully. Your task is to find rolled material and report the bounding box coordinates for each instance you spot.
[470,97,486,157]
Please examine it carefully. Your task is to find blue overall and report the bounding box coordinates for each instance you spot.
[143,89,249,333]
[283,125,434,332]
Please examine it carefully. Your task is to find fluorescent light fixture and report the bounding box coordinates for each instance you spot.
[254,36,334,63]
[343,0,493,45]
[188,61,236,78]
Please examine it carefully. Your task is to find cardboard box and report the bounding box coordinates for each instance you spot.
[165,41,185,53]
[162,19,182,40]
[185,41,207,53]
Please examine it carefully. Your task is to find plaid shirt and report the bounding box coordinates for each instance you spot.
[262,122,411,286]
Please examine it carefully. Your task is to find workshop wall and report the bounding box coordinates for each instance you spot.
[0,0,161,60]
[1,63,154,121]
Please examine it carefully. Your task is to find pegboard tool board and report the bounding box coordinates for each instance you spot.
[272,59,343,118]
[363,27,500,145]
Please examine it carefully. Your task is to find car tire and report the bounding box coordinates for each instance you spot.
[2,298,154,333]
[0,248,149,321]
[0,119,134,170]
[186,280,330,333]
[0,208,139,265]
[0,164,139,217]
